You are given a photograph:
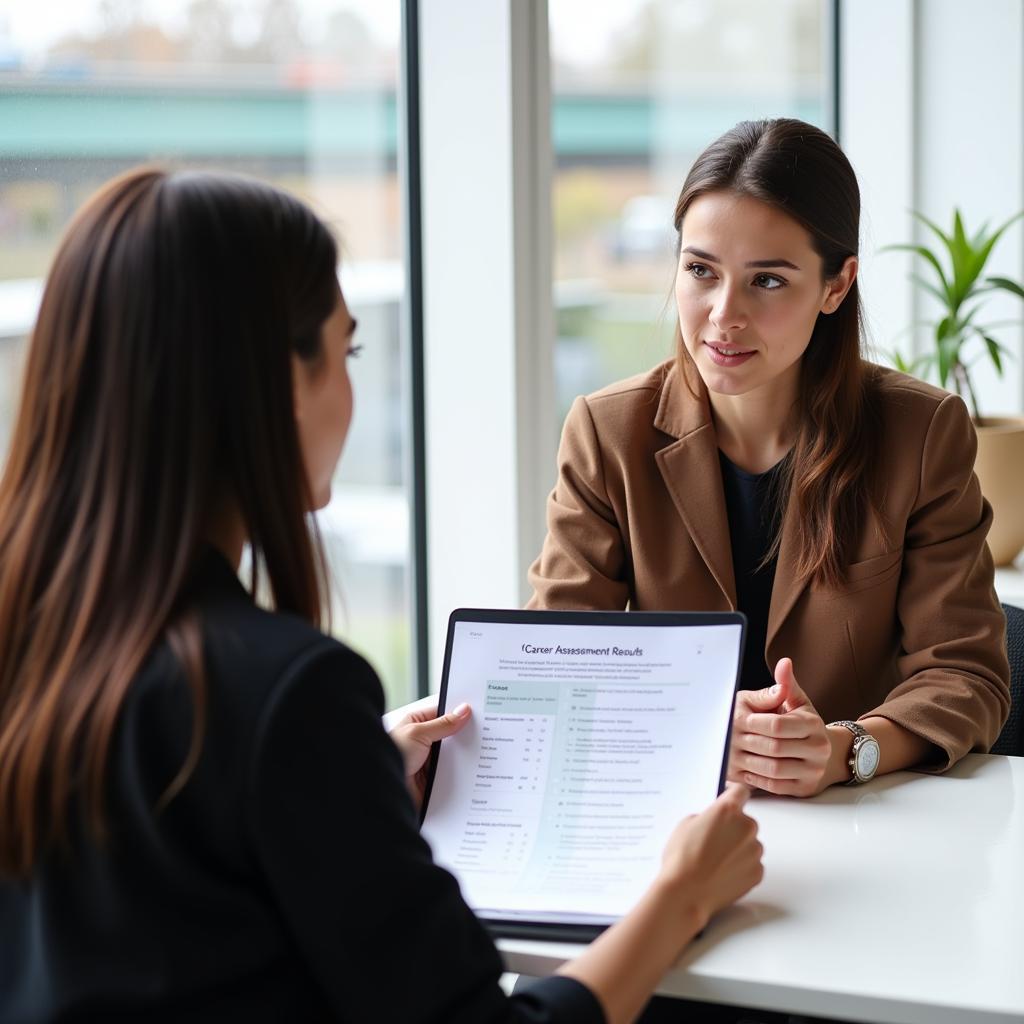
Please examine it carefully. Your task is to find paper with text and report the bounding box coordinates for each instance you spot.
[420,619,741,925]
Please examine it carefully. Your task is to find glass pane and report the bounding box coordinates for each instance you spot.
[549,0,830,424]
[0,0,413,709]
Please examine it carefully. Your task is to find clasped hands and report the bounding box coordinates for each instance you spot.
[728,657,841,798]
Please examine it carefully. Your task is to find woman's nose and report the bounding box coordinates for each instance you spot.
[709,285,747,332]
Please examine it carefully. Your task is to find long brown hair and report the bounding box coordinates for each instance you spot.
[672,118,882,585]
[0,168,339,876]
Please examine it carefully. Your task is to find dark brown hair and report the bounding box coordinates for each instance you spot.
[673,117,882,584]
[0,168,339,876]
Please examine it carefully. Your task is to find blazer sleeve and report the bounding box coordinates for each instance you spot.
[861,393,1011,768]
[246,642,605,1024]
[528,396,629,610]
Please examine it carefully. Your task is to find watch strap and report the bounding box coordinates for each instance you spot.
[828,720,877,784]
[829,719,869,740]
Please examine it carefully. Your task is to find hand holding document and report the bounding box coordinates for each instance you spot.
[389,700,472,809]
[420,610,745,936]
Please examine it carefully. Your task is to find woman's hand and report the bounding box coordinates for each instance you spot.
[728,657,833,797]
[389,702,472,810]
[557,783,762,1023]
[656,782,764,929]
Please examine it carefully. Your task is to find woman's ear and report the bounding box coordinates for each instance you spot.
[821,255,858,314]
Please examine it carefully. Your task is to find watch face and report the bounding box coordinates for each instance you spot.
[856,739,880,779]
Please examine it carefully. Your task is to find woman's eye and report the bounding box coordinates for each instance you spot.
[685,262,713,280]
[347,344,363,359]
[753,273,785,290]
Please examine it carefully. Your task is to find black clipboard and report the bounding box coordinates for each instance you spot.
[420,608,746,941]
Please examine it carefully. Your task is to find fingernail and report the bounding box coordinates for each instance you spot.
[770,684,779,695]
[453,702,471,717]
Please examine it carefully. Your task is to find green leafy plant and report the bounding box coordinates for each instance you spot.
[883,209,1024,420]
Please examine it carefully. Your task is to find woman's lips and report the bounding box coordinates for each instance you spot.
[704,340,756,367]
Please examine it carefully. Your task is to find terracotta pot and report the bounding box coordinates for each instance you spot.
[974,417,1024,566]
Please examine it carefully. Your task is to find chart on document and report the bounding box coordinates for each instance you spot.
[420,618,742,923]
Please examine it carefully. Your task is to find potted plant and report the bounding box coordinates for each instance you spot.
[885,209,1024,566]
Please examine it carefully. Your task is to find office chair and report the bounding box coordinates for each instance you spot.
[991,603,1024,756]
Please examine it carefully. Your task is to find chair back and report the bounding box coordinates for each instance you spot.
[991,603,1024,756]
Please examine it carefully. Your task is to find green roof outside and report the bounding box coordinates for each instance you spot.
[0,85,824,160]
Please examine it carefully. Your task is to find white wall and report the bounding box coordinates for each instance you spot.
[841,0,1024,415]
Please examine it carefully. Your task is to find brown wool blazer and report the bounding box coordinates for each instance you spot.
[528,358,1011,769]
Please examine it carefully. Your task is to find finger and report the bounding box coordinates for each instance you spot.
[733,752,807,781]
[736,731,785,758]
[409,703,472,742]
[738,730,816,759]
[717,782,752,809]
[740,729,831,770]
[740,771,814,798]
[737,682,785,713]
[774,658,810,711]
[742,713,814,740]
[391,698,441,730]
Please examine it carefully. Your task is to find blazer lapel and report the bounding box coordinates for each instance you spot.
[766,491,810,657]
[653,361,737,609]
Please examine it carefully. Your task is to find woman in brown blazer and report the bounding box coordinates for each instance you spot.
[530,119,1010,798]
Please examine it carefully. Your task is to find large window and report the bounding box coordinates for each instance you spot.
[0,0,414,708]
[549,0,832,423]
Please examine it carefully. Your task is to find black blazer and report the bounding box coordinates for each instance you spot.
[0,550,602,1023]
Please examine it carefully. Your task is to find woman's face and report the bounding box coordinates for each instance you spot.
[675,190,855,401]
[292,288,358,510]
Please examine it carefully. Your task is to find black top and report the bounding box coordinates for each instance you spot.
[718,451,784,692]
[0,551,604,1024]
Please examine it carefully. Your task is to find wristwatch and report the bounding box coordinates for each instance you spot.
[829,720,880,784]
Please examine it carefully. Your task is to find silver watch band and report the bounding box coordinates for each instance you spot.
[828,720,877,784]
[829,719,870,740]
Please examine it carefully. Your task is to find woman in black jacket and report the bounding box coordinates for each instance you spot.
[0,168,763,1024]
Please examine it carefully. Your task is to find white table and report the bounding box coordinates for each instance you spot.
[498,754,1024,1024]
